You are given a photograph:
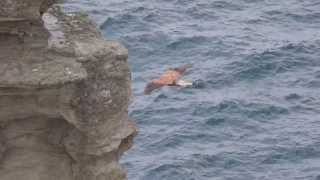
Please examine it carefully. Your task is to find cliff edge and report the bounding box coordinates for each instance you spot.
[0,0,137,180]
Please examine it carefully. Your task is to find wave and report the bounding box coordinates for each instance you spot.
[167,36,209,50]
[262,143,320,164]
[193,100,289,122]
[205,42,320,87]
[285,93,302,101]
[142,164,199,180]
[208,1,243,11]
[263,9,320,24]
[141,153,245,180]
[286,12,320,23]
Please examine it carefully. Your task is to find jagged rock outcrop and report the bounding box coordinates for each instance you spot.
[0,0,137,180]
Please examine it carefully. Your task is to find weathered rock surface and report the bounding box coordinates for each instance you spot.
[0,1,137,180]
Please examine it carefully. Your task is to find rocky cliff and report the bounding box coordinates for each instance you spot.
[0,0,137,180]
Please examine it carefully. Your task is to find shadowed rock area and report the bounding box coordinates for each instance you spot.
[0,0,137,180]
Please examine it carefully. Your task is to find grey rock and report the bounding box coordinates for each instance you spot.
[0,1,137,180]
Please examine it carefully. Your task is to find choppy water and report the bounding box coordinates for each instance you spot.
[65,0,320,179]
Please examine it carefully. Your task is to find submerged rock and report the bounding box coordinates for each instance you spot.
[0,0,137,180]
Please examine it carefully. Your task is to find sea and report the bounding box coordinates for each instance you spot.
[65,0,320,179]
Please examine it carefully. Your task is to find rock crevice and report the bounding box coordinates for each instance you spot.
[0,1,137,180]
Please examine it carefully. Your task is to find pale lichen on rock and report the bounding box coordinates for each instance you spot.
[0,0,137,180]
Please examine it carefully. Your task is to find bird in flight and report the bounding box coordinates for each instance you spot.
[144,64,193,95]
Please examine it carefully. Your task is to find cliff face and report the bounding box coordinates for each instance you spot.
[0,1,137,180]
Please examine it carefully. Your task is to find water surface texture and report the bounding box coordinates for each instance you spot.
[66,0,320,179]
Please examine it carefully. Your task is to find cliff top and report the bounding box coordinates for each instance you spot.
[0,5,127,89]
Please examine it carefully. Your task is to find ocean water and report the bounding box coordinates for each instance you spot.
[65,0,320,179]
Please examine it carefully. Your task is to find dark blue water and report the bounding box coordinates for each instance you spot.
[65,0,320,179]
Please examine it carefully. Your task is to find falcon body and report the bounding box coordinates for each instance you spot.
[144,64,192,94]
